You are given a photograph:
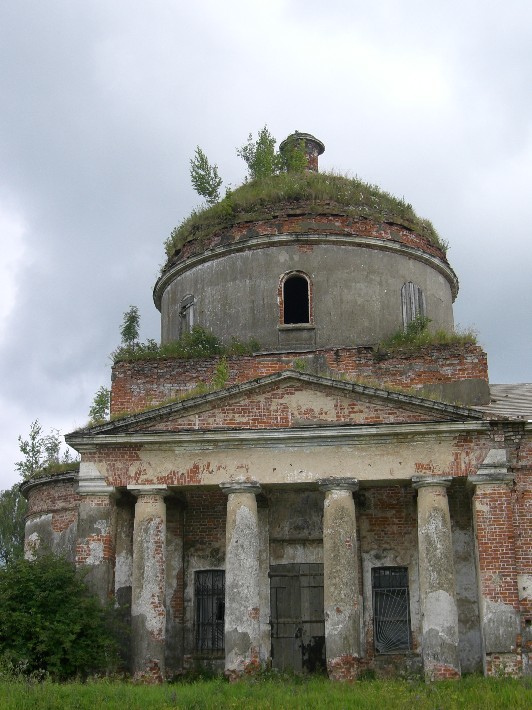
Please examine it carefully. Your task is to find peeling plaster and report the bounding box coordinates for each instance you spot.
[424,590,459,645]
[517,574,532,602]
[26,531,40,560]
[86,539,104,566]
[134,517,166,639]
[482,599,520,653]
[116,550,133,590]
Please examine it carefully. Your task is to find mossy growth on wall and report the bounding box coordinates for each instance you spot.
[163,171,446,268]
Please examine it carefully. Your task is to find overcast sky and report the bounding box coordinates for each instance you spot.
[1,0,531,490]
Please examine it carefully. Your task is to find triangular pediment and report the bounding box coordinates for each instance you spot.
[68,370,485,440]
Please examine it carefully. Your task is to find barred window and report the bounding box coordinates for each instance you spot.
[372,567,412,654]
[195,570,225,652]
[401,282,426,330]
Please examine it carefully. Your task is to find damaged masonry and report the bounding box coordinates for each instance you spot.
[22,133,532,682]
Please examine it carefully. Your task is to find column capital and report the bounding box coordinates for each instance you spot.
[468,472,514,487]
[412,475,452,490]
[220,480,261,496]
[77,463,116,497]
[77,483,118,497]
[468,448,513,487]
[318,477,359,493]
[127,484,168,498]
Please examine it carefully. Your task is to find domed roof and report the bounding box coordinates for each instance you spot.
[160,170,447,276]
[154,135,457,352]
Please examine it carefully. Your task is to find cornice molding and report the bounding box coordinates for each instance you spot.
[67,420,490,452]
[153,232,458,309]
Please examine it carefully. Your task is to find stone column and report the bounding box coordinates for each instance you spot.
[220,481,261,679]
[468,449,520,676]
[413,476,460,680]
[319,477,361,681]
[129,486,168,683]
[76,466,117,603]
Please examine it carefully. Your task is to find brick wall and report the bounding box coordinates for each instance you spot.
[24,475,80,534]
[111,344,488,416]
[165,212,448,269]
[147,381,448,432]
[25,476,80,519]
[473,483,519,610]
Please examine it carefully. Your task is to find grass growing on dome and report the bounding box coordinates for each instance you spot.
[163,171,446,266]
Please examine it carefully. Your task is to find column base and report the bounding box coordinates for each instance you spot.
[224,651,261,682]
[424,662,461,682]
[485,653,523,677]
[327,655,360,681]
[133,660,164,684]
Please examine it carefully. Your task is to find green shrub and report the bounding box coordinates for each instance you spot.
[212,357,229,389]
[225,337,260,356]
[378,316,477,353]
[0,555,119,680]
[112,328,260,364]
[0,485,27,566]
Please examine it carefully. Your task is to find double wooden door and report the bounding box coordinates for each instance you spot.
[270,563,326,673]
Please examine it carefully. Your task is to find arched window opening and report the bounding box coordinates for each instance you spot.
[401,282,425,331]
[283,274,310,324]
[179,294,195,335]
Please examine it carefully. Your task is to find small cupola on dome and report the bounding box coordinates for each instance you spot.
[279,131,325,172]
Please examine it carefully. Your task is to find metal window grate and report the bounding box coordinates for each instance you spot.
[195,570,225,652]
[372,567,412,654]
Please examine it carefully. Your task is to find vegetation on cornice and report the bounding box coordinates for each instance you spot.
[112,325,259,364]
[163,170,446,268]
[376,317,477,356]
[24,461,80,482]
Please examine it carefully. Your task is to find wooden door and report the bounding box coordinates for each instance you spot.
[270,563,325,673]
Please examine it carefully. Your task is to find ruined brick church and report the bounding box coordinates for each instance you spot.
[23,134,532,682]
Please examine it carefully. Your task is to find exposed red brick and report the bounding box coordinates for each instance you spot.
[111,344,488,416]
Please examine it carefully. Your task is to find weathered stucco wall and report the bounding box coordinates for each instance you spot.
[158,240,454,350]
[78,429,491,490]
[22,473,80,562]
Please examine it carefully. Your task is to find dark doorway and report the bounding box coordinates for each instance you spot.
[270,563,325,673]
[283,275,310,324]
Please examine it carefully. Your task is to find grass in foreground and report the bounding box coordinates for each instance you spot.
[1,676,531,710]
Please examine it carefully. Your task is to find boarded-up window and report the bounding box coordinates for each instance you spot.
[195,570,225,652]
[401,282,425,330]
[372,567,412,654]
[179,294,195,335]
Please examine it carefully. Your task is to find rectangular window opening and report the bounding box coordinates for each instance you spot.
[195,570,225,652]
[372,566,412,654]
